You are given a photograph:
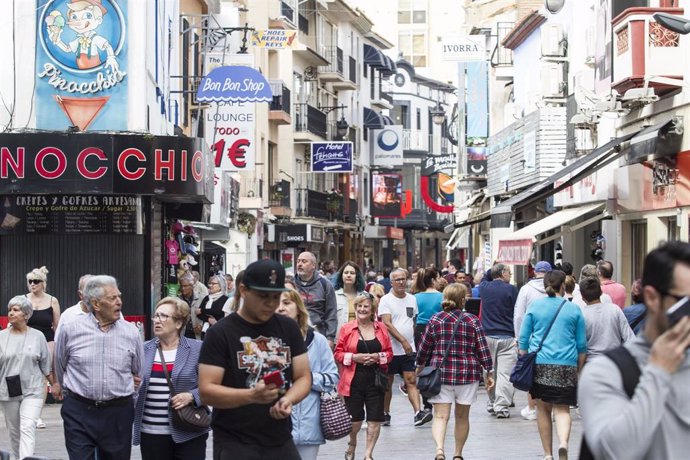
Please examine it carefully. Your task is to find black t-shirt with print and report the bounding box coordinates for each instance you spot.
[199,312,307,446]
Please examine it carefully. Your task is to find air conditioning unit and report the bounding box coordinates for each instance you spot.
[541,23,566,57]
[541,62,566,98]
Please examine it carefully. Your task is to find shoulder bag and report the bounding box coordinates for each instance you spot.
[319,373,352,440]
[417,312,464,399]
[509,299,567,392]
[357,327,389,393]
[157,344,211,432]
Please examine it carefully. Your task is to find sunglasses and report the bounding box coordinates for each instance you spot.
[28,279,43,285]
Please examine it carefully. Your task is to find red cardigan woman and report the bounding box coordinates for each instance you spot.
[334,293,393,460]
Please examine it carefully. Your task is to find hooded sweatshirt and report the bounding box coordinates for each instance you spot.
[514,277,547,337]
[294,274,338,341]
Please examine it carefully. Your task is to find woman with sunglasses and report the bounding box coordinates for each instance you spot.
[133,297,209,459]
[335,293,393,460]
[25,266,61,429]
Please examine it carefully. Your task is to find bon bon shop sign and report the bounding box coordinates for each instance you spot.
[0,133,212,198]
[310,142,353,173]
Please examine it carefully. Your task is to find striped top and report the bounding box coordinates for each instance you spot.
[141,348,176,435]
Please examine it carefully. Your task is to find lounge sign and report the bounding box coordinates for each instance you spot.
[0,133,211,199]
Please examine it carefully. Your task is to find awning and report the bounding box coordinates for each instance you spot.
[496,202,607,264]
[364,44,387,68]
[490,131,638,228]
[628,117,682,164]
[446,227,469,250]
[364,107,386,129]
[381,55,397,76]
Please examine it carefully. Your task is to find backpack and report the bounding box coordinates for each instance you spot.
[578,346,641,460]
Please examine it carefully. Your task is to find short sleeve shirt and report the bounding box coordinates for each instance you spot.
[378,292,418,355]
[198,312,306,446]
[165,240,179,265]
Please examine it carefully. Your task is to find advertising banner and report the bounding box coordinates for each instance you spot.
[422,154,456,175]
[310,142,353,173]
[251,30,297,49]
[371,173,402,218]
[372,125,403,167]
[36,0,128,131]
[466,62,488,138]
[496,239,533,265]
[467,146,487,176]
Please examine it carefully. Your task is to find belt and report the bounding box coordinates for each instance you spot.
[68,392,132,408]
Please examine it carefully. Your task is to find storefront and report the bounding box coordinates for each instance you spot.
[265,223,325,275]
[0,132,212,331]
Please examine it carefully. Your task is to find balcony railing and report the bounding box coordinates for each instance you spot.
[402,129,429,151]
[303,189,330,219]
[319,46,344,76]
[612,7,685,96]
[269,180,291,207]
[294,103,327,138]
[269,80,291,114]
[492,22,514,67]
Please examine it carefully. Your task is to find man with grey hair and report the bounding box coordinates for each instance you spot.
[479,263,518,418]
[55,275,143,460]
[572,264,612,308]
[54,274,92,343]
[192,270,209,301]
[178,272,201,339]
[294,251,337,345]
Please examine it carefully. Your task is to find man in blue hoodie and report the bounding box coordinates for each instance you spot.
[479,263,518,418]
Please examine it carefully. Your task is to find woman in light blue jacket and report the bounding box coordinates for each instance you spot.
[278,289,339,460]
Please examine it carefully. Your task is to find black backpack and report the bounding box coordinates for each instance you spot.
[579,346,641,459]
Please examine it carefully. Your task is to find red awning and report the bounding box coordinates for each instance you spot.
[496,239,533,265]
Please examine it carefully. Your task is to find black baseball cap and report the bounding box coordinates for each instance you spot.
[242,259,289,292]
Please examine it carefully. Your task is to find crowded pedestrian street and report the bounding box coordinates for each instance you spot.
[0,378,582,460]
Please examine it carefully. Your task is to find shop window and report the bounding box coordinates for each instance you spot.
[631,220,647,279]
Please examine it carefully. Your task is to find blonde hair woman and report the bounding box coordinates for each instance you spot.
[277,289,338,460]
[334,293,393,460]
[416,283,495,460]
[25,266,61,429]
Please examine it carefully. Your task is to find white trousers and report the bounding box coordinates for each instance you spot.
[0,397,44,460]
[296,444,320,460]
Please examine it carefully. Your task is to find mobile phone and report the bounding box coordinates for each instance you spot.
[262,370,285,387]
[667,296,690,326]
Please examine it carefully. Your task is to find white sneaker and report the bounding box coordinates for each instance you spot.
[36,418,46,429]
[520,406,537,421]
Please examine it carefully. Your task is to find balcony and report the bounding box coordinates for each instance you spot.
[269,80,291,125]
[269,180,292,217]
[612,7,685,96]
[293,14,329,66]
[319,46,357,90]
[239,177,263,210]
[294,103,328,141]
[299,189,330,220]
[402,129,429,152]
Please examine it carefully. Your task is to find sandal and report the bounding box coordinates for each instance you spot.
[345,443,356,460]
[435,447,446,460]
[453,457,464,460]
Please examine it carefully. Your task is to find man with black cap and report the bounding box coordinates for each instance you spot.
[198,259,311,460]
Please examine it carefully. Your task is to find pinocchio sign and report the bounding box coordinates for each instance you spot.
[0,133,211,198]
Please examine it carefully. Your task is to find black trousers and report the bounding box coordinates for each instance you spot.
[213,437,301,460]
[61,395,134,460]
[140,432,208,460]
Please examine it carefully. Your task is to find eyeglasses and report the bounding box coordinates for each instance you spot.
[152,312,175,322]
[28,279,43,285]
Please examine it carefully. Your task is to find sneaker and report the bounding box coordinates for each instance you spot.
[36,418,46,429]
[414,409,433,426]
[520,406,537,421]
[382,412,391,426]
[398,381,408,396]
[486,401,496,415]
[495,408,511,419]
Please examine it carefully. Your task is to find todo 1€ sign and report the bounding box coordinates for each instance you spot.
[441,35,486,62]
[310,142,353,173]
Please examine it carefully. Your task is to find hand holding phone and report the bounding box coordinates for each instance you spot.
[667,296,690,327]
[262,370,285,388]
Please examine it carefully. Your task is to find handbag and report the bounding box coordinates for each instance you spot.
[356,328,389,393]
[319,373,352,440]
[417,313,464,399]
[157,344,211,432]
[5,375,22,398]
[510,299,567,392]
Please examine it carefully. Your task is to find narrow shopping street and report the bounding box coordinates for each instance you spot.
[0,378,582,460]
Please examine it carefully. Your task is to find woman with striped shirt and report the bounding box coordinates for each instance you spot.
[132,297,209,459]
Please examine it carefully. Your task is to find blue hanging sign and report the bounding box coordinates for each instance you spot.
[310,142,353,173]
[196,65,273,103]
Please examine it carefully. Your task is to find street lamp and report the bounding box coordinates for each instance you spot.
[319,104,350,140]
[544,0,565,14]
[653,13,690,34]
[430,101,446,125]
